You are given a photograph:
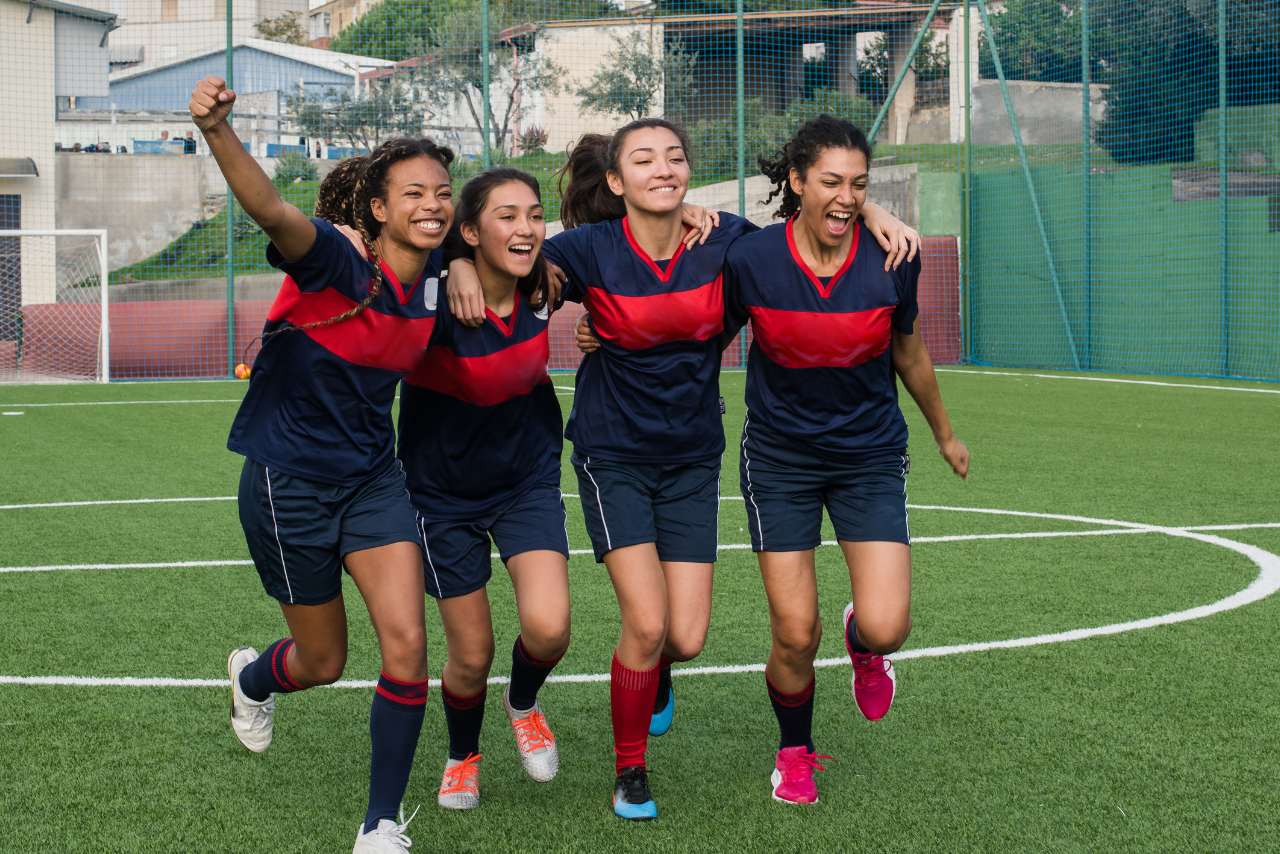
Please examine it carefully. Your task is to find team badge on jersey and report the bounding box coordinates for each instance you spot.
[424,278,439,311]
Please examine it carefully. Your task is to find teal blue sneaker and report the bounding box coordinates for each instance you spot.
[613,766,657,821]
[649,684,674,736]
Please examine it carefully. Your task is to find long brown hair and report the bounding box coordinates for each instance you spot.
[557,118,692,229]
[443,167,549,311]
[312,155,366,225]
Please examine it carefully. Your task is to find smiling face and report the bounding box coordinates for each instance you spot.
[605,126,690,217]
[790,146,869,249]
[461,180,545,281]
[369,155,454,252]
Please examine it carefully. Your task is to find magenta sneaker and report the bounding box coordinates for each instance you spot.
[844,602,896,721]
[770,746,830,805]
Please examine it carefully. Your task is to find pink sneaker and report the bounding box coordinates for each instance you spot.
[770,746,830,804]
[844,602,896,721]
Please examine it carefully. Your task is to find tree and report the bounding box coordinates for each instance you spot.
[859,30,949,103]
[327,0,436,62]
[575,30,699,121]
[284,84,423,152]
[254,12,308,46]
[412,5,566,154]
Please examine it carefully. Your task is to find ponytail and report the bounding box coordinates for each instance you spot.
[557,118,693,228]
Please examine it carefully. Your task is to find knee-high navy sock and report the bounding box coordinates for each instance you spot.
[846,616,872,655]
[767,673,816,752]
[654,653,676,714]
[507,636,562,712]
[364,671,429,832]
[441,680,486,761]
[238,638,305,702]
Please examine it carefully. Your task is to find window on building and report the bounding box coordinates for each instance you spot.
[161,0,178,21]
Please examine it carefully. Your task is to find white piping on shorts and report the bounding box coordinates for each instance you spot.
[558,487,569,549]
[740,412,765,551]
[264,467,294,605]
[582,456,612,551]
[902,453,911,545]
[416,513,443,599]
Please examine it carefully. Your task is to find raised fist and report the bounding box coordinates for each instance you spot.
[189,75,236,131]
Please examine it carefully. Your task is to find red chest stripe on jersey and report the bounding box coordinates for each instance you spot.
[586,276,724,350]
[785,216,860,299]
[404,331,551,407]
[268,277,434,372]
[751,304,894,369]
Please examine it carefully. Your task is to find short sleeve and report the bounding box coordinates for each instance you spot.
[542,227,594,305]
[722,251,751,346]
[266,219,361,296]
[891,254,921,334]
[429,277,453,347]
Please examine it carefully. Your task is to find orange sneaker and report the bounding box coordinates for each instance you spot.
[437,753,482,810]
[503,688,559,782]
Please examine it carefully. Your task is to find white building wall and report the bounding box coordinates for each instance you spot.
[0,0,58,304]
[109,0,303,67]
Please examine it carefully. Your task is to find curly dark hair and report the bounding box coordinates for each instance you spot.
[758,114,872,221]
[311,155,367,226]
[557,118,693,229]
[444,167,550,312]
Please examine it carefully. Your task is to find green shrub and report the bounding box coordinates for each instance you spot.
[272,152,318,186]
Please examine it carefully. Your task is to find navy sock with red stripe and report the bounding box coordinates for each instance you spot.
[442,680,487,761]
[364,671,429,832]
[507,635,562,712]
[846,616,871,655]
[767,673,816,752]
[238,638,304,702]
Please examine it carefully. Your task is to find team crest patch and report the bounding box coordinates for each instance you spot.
[424,278,438,311]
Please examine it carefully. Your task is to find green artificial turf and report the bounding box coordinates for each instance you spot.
[1,369,1279,852]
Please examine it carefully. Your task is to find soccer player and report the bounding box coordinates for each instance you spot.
[724,114,969,805]
[396,168,570,811]
[191,76,447,853]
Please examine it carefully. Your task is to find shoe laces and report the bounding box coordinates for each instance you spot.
[440,753,482,795]
[780,751,831,786]
[373,805,418,851]
[853,654,889,690]
[616,765,653,803]
[240,695,273,728]
[511,708,555,753]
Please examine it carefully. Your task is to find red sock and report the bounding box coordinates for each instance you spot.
[610,651,659,773]
[658,653,677,670]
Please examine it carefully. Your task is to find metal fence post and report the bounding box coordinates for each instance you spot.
[482,0,491,168]
[735,0,744,219]
[1081,0,1091,369]
[1218,0,1228,376]
[225,0,235,378]
[976,0,1081,371]
[962,0,972,364]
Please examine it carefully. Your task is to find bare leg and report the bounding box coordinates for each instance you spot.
[659,560,713,663]
[839,541,912,653]
[757,549,822,694]
[343,541,429,681]
[436,587,496,696]
[278,596,349,686]
[604,543,670,670]
[507,550,571,660]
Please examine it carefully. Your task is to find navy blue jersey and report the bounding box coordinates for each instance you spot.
[228,220,440,485]
[725,217,920,460]
[544,213,757,464]
[398,282,563,520]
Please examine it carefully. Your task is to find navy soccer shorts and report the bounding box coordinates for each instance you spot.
[571,452,721,564]
[738,416,910,552]
[238,457,420,606]
[416,483,570,600]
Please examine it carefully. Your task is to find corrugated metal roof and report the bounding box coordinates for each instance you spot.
[108,37,392,83]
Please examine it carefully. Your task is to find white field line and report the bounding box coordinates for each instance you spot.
[0,399,243,407]
[936,368,1280,395]
[0,497,238,510]
[3,509,1278,691]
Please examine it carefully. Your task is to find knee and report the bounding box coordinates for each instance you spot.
[664,627,707,663]
[301,649,347,686]
[449,640,495,684]
[383,623,429,669]
[626,617,669,660]
[855,615,911,655]
[773,617,822,661]
[522,617,571,661]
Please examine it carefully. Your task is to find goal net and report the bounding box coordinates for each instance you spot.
[0,230,109,384]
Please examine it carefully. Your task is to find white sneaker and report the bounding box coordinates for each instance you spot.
[227,647,273,753]
[437,753,482,810]
[502,687,559,782]
[352,805,418,853]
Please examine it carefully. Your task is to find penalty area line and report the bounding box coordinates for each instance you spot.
[936,368,1280,395]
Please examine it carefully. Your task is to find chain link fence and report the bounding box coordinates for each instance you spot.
[2,0,1274,380]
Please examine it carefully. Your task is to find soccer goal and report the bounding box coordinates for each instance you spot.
[0,229,109,384]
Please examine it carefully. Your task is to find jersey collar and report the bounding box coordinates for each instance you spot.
[366,247,422,305]
[785,214,860,300]
[622,216,688,283]
[485,296,519,337]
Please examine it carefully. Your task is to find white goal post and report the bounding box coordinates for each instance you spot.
[0,229,109,384]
